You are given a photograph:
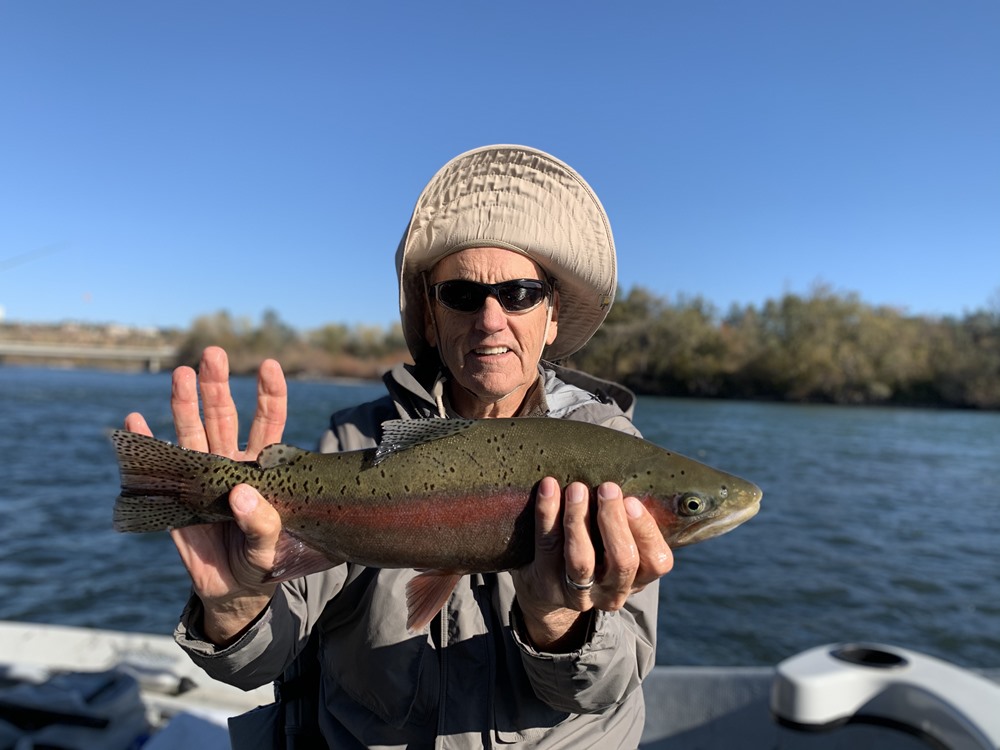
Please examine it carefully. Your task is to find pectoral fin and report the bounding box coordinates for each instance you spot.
[405,571,463,632]
[264,531,344,583]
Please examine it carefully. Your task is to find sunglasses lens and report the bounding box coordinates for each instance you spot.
[434,279,548,313]
[498,281,546,312]
[435,281,488,312]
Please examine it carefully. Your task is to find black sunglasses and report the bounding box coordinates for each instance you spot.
[429,278,551,314]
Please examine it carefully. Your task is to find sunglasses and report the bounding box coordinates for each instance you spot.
[429,278,551,314]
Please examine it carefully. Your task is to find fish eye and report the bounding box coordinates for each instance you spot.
[678,493,707,516]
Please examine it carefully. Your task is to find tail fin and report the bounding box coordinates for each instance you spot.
[110,430,252,533]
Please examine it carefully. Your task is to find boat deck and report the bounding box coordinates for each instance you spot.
[2,621,998,749]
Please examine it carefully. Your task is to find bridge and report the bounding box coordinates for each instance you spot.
[0,340,179,373]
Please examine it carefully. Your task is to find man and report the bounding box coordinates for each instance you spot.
[125,145,673,748]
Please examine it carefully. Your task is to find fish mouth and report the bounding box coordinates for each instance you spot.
[674,498,761,547]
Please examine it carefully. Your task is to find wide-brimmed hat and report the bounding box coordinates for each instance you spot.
[395,144,617,363]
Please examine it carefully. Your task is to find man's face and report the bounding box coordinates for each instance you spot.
[425,247,559,418]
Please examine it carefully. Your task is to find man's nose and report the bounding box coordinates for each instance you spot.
[475,295,508,332]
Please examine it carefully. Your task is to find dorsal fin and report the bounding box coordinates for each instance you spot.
[374,418,476,465]
[258,443,311,469]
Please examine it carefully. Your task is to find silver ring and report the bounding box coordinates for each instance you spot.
[565,573,595,591]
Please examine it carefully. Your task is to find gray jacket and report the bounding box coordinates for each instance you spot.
[175,362,657,749]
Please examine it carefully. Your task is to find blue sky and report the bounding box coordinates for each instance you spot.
[2,1,998,332]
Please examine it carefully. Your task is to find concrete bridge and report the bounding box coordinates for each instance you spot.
[0,340,179,373]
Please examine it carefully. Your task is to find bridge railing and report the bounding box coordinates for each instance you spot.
[0,341,179,373]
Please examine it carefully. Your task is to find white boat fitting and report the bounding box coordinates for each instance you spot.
[771,643,1000,750]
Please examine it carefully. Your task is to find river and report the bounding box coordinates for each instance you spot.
[1,365,997,668]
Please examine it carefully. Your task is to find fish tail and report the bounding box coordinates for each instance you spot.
[110,429,250,533]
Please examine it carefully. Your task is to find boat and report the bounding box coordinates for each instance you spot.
[0,620,270,749]
[2,620,998,749]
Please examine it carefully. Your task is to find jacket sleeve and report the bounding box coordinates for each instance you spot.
[511,582,658,713]
[174,566,350,691]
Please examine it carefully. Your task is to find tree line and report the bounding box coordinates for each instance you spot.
[567,285,1000,410]
[176,286,1000,410]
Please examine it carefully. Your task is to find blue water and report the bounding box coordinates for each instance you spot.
[2,366,998,668]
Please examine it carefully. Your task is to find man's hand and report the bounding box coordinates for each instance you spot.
[124,346,288,645]
[512,477,674,651]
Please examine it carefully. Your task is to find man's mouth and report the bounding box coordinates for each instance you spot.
[473,346,510,356]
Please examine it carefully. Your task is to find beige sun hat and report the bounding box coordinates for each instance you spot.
[395,144,617,363]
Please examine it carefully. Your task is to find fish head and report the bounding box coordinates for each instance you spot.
[626,454,763,548]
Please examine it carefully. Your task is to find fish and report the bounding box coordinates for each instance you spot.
[111,417,762,630]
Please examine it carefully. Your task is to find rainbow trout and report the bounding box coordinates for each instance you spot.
[112,418,761,629]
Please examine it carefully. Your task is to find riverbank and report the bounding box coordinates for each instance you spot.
[5,288,1000,411]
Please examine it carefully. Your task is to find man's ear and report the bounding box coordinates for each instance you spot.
[546,290,560,346]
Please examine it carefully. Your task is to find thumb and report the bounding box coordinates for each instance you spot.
[230,484,282,549]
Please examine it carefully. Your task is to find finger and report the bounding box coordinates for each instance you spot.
[245,358,288,458]
[124,412,152,437]
[171,366,208,451]
[593,483,639,610]
[198,347,241,457]
[533,477,563,560]
[563,482,596,596]
[624,495,674,586]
